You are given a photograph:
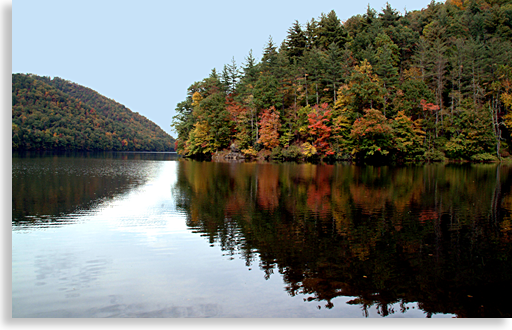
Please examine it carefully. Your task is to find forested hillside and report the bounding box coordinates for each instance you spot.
[12,74,175,151]
[172,0,512,163]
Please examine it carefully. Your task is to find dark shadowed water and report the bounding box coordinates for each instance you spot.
[12,152,512,317]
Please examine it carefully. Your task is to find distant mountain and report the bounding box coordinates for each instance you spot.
[12,73,175,151]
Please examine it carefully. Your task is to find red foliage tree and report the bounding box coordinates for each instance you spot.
[420,99,440,112]
[307,103,334,156]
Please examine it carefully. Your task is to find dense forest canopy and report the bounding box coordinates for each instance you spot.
[12,74,175,151]
[172,0,512,163]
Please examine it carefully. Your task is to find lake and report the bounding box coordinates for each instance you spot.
[11,152,512,318]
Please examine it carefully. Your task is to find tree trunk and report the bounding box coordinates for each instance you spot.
[490,97,502,160]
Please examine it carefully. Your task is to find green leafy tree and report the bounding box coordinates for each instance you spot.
[393,68,435,119]
[392,111,426,162]
[335,59,385,117]
[443,101,497,161]
[324,43,352,104]
[331,113,353,159]
[172,99,194,154]
[374,33,400,116]
[303,47,327,105]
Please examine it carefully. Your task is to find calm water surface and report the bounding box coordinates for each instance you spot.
[12,152,512,317]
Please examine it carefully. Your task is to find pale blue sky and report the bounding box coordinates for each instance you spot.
[12,0,432,137]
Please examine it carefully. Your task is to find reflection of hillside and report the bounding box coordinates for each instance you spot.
[12,152,172,226]
[173,160,512,317]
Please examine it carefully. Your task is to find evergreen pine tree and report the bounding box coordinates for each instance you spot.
[262,36,278,68]
[316,10,349,50]
[285,20,307,62]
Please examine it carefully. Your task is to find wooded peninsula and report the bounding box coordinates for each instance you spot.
[172,0,512,164]
[12,74,175,151]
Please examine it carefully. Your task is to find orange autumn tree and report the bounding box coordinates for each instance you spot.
[307,103,334,157]
[226,97,252,150]
[258,106,281,149]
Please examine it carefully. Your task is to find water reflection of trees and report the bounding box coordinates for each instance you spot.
[173,160,512,317]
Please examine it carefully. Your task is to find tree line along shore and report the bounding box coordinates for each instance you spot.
[172,0,512,164]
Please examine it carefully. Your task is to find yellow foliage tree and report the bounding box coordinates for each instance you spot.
[301,142,317,157]
[191,91,203,107]
[187,121,213,155]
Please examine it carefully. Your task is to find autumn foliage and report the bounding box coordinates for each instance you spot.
[12,74,175,151]
[258,106,281,149]
[171,1,512,163]
[350,109,393,160]
[307,103,334,156]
